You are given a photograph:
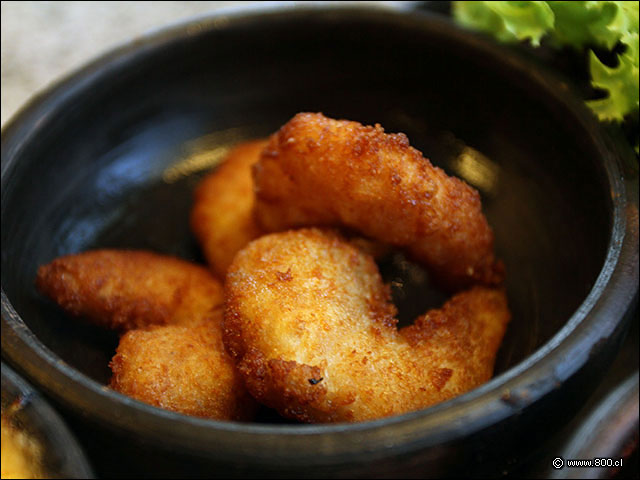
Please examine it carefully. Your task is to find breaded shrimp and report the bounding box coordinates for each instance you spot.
[224,228,510,423]
[36,250,223,330]
[36,249,257,420]
[191,139,269,278]
[190,138,389,275]
[110,321,256,420]
[253,113,503,291]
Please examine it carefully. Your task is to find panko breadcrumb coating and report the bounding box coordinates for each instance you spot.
[110,321,256,420]
[191,139,269,278]
[253,113,503,291]
[36,249,257,421]
[190,138,389,275]
[36,250,223,330]
[224,228,510,423]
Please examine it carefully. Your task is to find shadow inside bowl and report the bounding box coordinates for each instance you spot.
[1,8,613,426]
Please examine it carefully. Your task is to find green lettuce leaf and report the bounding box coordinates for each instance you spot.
[452,1,640,124]
[453,1,554,46]
[587,31,639,121]
[548,1,636,50]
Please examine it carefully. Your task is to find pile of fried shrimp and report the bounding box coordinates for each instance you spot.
[36,112,511,423]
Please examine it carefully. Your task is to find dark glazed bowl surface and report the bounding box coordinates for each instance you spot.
[549,372,639,479]
[1,7,638,477]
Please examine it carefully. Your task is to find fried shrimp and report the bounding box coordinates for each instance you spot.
[36,250,224,330]
[110,321,256,420]
[36,249,257,421]
[191,139,269,278]
[191,138,389,275]
[224,228,510,423]
[253,113,503,291]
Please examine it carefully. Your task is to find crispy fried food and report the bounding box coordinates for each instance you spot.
[110,321,256,420]
[253,112,504,291]
[36,250,224,330]
[36,249,257,421]
[191,138,389,275]
[224,228,510,423]
[191,139,269,278]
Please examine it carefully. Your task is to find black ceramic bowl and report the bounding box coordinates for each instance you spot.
[2,6,638,477]
[1,363,94,478]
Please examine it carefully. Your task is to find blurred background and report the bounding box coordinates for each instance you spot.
[1,1,256,125]
[1,1,410,126]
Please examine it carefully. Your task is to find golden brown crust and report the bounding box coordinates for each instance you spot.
[253,113,503,291]
[236,350,333,423]
[224,228,510,423]
[110,320,256,421]
[36,250,224,330]
[190,139,269,278]
[37,249,257,421]
[190,138,389,276]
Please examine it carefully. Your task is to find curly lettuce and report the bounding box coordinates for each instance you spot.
[452,1,554,46]
[453,1,640,125]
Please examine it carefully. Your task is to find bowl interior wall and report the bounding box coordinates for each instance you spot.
[1,14,611,400]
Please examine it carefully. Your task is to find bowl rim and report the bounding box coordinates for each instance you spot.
[1,6,638,466]
[1,362,95,478]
